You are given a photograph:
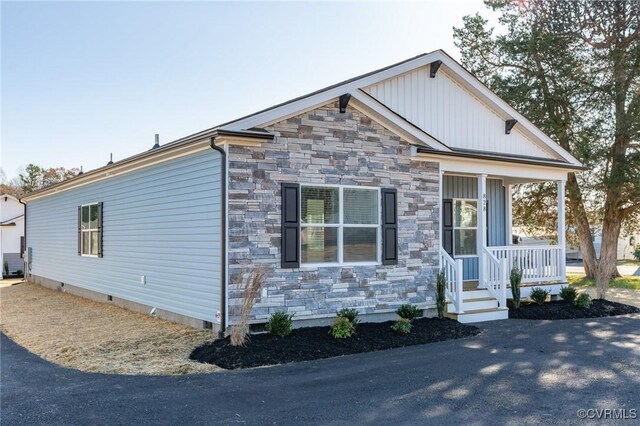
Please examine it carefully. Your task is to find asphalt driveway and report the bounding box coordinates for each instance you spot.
[2,315,639,425]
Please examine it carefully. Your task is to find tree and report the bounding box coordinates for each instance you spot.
[17,164,79,195]
[454,0,639,299]
[0,169,23,198]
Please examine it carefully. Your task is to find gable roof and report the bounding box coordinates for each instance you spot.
[220,49,581,166]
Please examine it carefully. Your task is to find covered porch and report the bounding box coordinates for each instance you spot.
[433,156,569,319]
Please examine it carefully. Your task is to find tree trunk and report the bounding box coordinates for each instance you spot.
[566,173,598,278]
[595,214,622,299]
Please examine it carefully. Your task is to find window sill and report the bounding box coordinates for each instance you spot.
[301,261,380,268]
[80,254,100,258]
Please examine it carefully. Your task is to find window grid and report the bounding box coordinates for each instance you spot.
[300,185,380,266]
[453,198,478,258]
[80,203,100,257]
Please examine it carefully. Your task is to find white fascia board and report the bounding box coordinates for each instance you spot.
[419,152,571,181]
[434,52,582,166]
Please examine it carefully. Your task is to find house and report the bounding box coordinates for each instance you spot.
[1,194,25,278]
[21,50,583,331]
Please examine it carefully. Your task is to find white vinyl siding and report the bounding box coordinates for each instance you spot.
[364,67,559,159]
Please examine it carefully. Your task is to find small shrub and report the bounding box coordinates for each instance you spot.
[391,318,412,334]
[436,269,446,318]
[266,311,294,337]
[331,316,355,339]
[510,267,522,309]
[633,245,640,261]
[575,293,592,309]
[529,287,549,305]
[559,286,577,303]
[336,308,359,325]
[396,304,422,321]
[15,269,23,277]
[2,260,8,278]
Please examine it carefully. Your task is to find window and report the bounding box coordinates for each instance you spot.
[453,199,477,256]
[79,203,101,256]
[300,186,379,265]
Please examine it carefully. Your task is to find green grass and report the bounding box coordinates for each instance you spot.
[618,259,640,266]
[567,274,640,290]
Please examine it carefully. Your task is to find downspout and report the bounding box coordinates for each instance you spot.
[209,136,227,339]
[18,198,27,280]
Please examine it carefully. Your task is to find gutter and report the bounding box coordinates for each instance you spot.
[209,129,275,339]
[414,146,587,171]
[209,137,228,339]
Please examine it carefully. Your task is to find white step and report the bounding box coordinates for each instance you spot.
[462,289,492,300]
[447,297,498,313]
[447,308,509,324]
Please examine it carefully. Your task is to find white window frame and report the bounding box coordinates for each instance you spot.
[453,198,478,258]
[300,184,381,267]
[80,202,100,258]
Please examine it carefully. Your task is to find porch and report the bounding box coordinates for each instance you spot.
[437,169,568,323]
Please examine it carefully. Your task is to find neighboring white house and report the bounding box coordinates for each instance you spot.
[1,194,25,278]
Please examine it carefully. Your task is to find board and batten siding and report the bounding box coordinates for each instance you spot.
[364,67,557,159]
[442,175,506,280]
[27,150,222,323]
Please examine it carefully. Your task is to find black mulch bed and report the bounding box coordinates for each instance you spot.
[508,299,640,320]
[190,318,482,369]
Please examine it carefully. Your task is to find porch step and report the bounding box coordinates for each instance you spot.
[444,307,509,324]
[462,289,492,300]
[447,297,498,313]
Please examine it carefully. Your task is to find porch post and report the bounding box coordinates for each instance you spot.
[505,184,513,245]
[557,179,566,279]
[477,174,487,287]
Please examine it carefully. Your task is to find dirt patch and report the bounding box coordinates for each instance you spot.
[190,317,481,369]
[508,299,640,320]
[0,282,219,375]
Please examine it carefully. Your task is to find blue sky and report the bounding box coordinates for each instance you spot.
[1,1,493,178]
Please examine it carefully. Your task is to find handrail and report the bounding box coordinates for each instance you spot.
[439,248,464,314]
[482,247,508,308]
[487,245,563,284]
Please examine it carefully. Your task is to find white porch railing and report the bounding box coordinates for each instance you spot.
[481,247,508,308]
[439,248,464,313]
[487,245,564,284]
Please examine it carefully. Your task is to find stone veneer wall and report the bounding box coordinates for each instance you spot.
[227,101,440,323]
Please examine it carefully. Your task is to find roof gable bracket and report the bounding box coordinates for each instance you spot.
[339,93,352,113]
[505,119,518,135]
[430,60,442,78]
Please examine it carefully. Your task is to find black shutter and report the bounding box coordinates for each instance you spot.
[97,202,103,258]
[442,199,453,255]
[381,188,398,265]
[77,206,82,256]
[281,183,300,268]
